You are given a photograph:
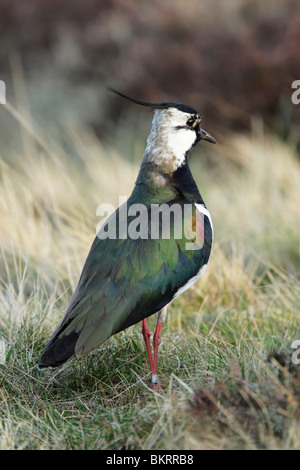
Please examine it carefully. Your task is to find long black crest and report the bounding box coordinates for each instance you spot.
[108,88,198,114]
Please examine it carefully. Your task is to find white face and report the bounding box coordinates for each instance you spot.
[143,108,201,172]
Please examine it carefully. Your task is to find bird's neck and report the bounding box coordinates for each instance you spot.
[133,159,203,205]
[172,161,203,202]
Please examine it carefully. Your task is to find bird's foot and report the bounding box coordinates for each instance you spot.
[149,375,165,392]
[149,381,165,392]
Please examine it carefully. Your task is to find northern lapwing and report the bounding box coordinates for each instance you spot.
[38,90,216,390]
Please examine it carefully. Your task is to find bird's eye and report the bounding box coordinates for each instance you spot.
[186,117,196,127]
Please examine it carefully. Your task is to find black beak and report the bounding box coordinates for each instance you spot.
[199,128,216,144]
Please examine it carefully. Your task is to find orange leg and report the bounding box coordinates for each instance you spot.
[142,318,154,374]
[151,322,162,390]
[142,307,168,390]
[151,306,167,390]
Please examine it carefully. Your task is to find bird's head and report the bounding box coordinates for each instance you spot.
[109,89,216,174]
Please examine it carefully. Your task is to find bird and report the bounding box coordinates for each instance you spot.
[37,89,216,390]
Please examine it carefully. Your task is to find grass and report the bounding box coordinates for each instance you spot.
[0,101,299,450]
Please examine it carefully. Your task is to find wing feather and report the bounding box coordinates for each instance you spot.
[38,200,212,365]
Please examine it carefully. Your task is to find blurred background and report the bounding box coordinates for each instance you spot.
[0,0,299,282]
[1,0,300,142]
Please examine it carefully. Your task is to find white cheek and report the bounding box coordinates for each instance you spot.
[167,128,196,163]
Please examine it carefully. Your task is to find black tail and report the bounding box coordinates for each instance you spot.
[37,331,79,369]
